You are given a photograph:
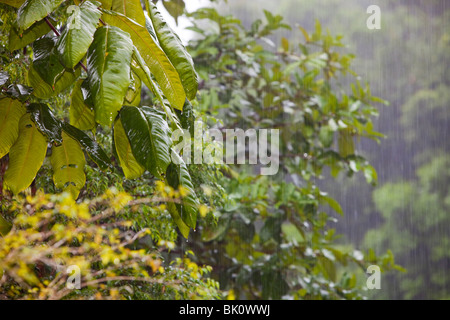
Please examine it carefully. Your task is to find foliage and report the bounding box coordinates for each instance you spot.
[184,8,398,299]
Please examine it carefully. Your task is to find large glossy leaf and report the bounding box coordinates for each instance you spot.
[33,36,66,87]
[166,151,199,229]
[111,0,146,26]
[16,0,64,32]
[120,105,172,179]
[70,79,96,130]
[113,118,145,179]
[101,10,186,110]
[5,84,33,102]
[0,0,25,8]
[56,1,101,69]
[86,25,133,126]
[62,122,111,171]
[0,97,26,158]
[51,131,86,199]
[4,113,48,194]
[27,63,80,99]
[28,103,62,145]
[9,18,51,52]
[148,3,198,101]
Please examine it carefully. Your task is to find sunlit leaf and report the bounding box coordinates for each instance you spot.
[16,0,64,32]
[0,97,26,158]
[85,25,133,126]
[4,113,48,194]
[70,79,96,130]
[51,131,86,199]
[113,118,145,179]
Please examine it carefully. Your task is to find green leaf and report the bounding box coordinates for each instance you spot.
[0,215,12,238]
[86,25,133,126]
[338,128,355,158]
[124,70,141,106]
[101,9,186,110]
[319,195,344,216]
[5,84,33,102]
[0,0,25,8]
[61,122,111,171]
[56,0,101,69]
[148,2,198,101]
[9,18,51,52]
[179,98,195,136]
[120,105,172,179]
[161,0,185,24]
[51,131,86,199]
[111,0,146,26]
[27,63,80,99]
[28,103,62,145]
[166,152,199,229]
[0,97,26,158]
[113,118,145,179]
[70,79,96,130]
[167,201,190,239]
[4,113,48,194]
[16,0,64,32]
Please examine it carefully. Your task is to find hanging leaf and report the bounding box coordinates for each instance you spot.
[167,201,191,239]
[113,118,145,179]
[27,63,80,99]
[62,122,111,171]
[4,113,48,194]
[33,36,66,87]
[56,1,101,69]
[70,79,96,130]
[28,103,62,145]
[148,2,198,101]
[111,0,146,26]
[120,105,172,179]
[161,0,185,24]
[338,128,355,158]
[16,0,65,32]
[50,131,86,199]
[179,98,195,136]
[101,9,186,110]
[0,97,26,158]
[0,0,25,8]
[9,18,52,52]
[166,151,199,229]
[85,25,133,126]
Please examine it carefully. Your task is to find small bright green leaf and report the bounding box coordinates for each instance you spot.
[70,79,96,130]
[51,131,86,199]
[28,103,62,145]
[161,0,185,24]
[0,97,26,158]
[101,9,186,110]
[113,118,145,179]
[9,18,51,52]
[16,0,64,32]
[148,2,199,101]
[120,105,172,179]
[4,113,48,194]
[166,152,200,229]
[62,122,111,171]
[86,25,133,126]
[56,1,101,69]
[319,195,344,216]
[338,128,355,158]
